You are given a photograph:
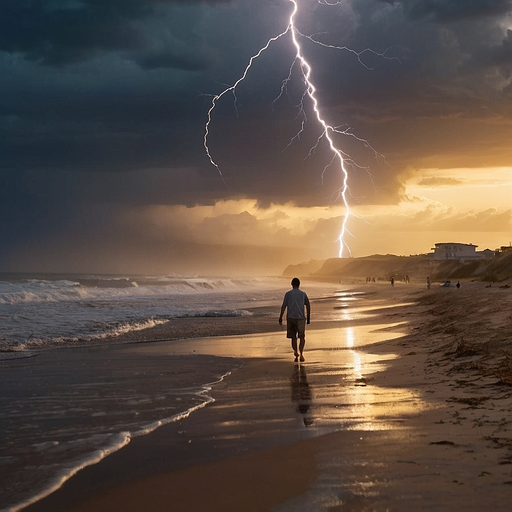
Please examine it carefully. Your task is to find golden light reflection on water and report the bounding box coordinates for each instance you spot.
[320,298,416,323]
[132,319,432,435]
[345,327,355,347]
[346,327,363,379]
[301,324,431,432]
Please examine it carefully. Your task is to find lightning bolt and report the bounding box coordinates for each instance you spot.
[203,27,290,188]
[204,0,390,258]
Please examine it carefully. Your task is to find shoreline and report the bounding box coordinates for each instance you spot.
[21,281,512,511]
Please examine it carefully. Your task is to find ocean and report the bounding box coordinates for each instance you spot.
[0,273,290,354]
[0,273,334,512]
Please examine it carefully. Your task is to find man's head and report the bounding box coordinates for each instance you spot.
[291,277,300,288]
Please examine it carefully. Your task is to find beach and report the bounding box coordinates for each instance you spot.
[6,279,512,511]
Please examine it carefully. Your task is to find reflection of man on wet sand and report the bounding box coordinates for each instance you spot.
[279,277,311,362]
[290,364,313,424]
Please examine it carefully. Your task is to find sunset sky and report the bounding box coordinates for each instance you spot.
[2,0,512,275]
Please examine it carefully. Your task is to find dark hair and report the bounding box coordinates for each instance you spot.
[291,277,300,287]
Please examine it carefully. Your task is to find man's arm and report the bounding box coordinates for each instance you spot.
[278,304,286,324]
[305,295,311,324]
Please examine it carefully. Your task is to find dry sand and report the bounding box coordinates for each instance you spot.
[24,280,512,511]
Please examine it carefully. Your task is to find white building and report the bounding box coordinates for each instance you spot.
[431,242,490,261]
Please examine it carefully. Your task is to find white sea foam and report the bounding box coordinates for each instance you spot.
[0,433,132,512]
[0,274,286,352]
[1,371,231,512]
[0,276,272,305]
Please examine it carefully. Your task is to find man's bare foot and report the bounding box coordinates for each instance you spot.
[300,354,305,362]
[294,356,299,362]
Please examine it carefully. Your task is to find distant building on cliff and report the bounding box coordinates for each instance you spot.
[431,242,493,261]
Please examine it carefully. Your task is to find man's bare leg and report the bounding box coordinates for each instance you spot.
[291,337,299,361]
[299,336,305,362]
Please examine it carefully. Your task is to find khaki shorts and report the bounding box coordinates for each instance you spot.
[286,318,306,339]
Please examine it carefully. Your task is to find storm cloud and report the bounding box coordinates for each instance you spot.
[378,0,512,22]
[2,0,512,273]
[0,0,231,66]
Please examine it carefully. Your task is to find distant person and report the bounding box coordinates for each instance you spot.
[279,277,311,362]
[427,276,431,290]
[390,276,394,287]
[456,281,461,289]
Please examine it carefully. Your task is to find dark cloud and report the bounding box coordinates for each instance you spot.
[466,28,512,72]
[378,0,512,22]
[136,50,208,71]
[0,0,229,67]
[3,0,512,199]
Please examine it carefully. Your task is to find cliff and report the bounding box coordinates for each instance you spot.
[311,254,430,281]
[283,251,512,283]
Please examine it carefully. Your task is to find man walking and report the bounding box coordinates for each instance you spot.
[279,277,311,362]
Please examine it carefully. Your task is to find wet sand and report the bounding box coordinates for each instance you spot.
[24,280,512,511]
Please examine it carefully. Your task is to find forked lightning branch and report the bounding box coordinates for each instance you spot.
[204,0,390,257]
